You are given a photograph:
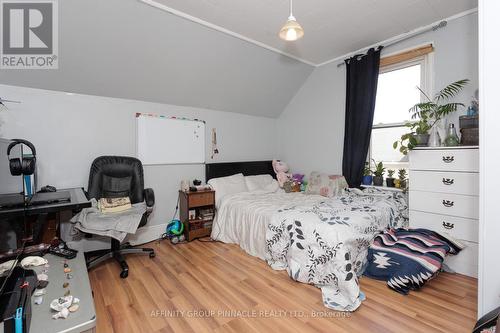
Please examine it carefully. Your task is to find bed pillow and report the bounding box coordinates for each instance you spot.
[245,174,278,192]
[305,172,348,197]
[208,173,248,204]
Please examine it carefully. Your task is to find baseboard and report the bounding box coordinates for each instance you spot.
[125,223,167,246]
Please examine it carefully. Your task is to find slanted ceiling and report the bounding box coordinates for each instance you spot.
[0,0,313,118]
[0,0,477,118]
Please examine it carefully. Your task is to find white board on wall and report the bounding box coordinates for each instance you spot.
[136,114,205,165]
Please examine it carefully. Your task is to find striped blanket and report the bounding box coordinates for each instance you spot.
[364,228,463,294]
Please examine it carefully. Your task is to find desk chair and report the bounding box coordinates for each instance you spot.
[84,156,155,278]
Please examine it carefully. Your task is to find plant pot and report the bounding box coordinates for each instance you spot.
[362,175,373,185]
[412,134,430,146]
[386,178,395,187]
[373,176,384,186]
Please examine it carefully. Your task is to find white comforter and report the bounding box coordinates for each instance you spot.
[211,191,326,259]
[211,188,408,311]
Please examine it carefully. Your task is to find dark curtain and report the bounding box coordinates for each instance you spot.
[342,47,383,188]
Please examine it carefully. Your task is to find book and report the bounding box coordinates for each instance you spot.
[98,197,132,213]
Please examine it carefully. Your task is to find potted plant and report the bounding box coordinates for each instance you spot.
[386,169,396,187]
[395,169,407,191]
[393,79,469,155]
[361,162,373,185]
[372,160,385,186]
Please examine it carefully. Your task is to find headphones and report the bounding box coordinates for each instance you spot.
[7,139,37,176]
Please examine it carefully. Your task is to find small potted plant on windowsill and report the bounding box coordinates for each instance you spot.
[395,169,408,191]
[362,162,373,185]
[386,169,396,187]
[372,160,385,186]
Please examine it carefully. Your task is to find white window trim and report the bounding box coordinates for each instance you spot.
[368,50,434,165]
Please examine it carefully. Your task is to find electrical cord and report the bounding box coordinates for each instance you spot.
[157,196,180,243]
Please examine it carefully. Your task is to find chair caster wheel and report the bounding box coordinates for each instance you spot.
[149,252,156,258]
[120,269,129,279]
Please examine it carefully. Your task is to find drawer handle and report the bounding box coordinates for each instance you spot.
[442,222,455,230]
[442,200,454,208]
[442,156,455,163]
[442,178,455,185]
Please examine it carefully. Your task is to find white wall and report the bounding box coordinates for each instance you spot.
[478,0,500,317]
[0,84,277,241]
[277,12,478,177]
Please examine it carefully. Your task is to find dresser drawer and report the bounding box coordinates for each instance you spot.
[409,210,478,243]
[410,191,479,219]
[409,148,479,172]
[444,240,478,277]
[410,171,479,196]
[188,191,215,207]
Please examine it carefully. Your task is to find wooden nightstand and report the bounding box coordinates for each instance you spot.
[179,190,215,241]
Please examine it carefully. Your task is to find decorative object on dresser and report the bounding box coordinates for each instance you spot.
[179,190,215,241]
[409,146,479,277]
[393,79,469,154]
[459,114,479,146]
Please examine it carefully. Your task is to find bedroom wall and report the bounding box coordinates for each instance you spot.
[0,84,277,243]
[277,12,479,177]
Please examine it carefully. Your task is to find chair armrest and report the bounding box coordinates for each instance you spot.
[144,188,155,207]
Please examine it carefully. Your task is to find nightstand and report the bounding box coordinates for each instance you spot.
[179,190,215,241]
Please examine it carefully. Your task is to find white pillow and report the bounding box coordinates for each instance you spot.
[245,174,276,192]
[208,173,248,204]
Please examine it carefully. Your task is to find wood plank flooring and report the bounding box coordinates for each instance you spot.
[88,240,478,333]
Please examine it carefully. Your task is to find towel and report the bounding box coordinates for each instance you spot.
[70,199,146,242]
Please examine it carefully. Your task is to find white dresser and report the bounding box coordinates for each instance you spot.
[409,146,479,277]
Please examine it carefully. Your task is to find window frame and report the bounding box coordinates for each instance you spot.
[368,47,434,166]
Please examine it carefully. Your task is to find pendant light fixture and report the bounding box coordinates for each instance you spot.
[279,0,304,41]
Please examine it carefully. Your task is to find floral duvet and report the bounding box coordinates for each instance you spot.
[265,188,408,311]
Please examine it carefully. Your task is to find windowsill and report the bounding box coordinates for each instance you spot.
[361,184,404,192]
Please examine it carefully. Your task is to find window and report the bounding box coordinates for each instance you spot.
[369,45,433,170]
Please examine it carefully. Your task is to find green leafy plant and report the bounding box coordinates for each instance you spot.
[398,169,408,190]
[387,169,395,178]
[393,79,469,155]
[372,160,385,177]
[363,162,372,176]
[398,169,407,181]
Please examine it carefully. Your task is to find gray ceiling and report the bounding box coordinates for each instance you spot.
[0,0,313,118]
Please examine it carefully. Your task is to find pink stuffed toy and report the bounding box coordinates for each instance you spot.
[272,159,292,188]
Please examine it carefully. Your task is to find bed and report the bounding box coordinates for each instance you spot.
[206,161,408,311]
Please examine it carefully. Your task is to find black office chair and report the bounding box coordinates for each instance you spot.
[84,156,155,278]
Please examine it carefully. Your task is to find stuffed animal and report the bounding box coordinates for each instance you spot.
[292,173,305,184]
[272,159,292,188]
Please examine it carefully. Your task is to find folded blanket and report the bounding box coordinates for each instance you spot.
[70,199,146,242]
[364,228,463,294]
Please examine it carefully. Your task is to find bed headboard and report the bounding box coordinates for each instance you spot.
[205,160,276,182]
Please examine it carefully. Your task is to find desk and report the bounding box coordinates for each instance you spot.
[0,188,91,219]
[0,188,91,245]
[30,251,96,333]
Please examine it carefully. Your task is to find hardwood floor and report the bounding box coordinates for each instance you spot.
[88,240,478,333]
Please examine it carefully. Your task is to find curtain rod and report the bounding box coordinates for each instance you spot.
[336,20,447,68]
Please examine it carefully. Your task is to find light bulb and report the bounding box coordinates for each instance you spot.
[286,28,297,41]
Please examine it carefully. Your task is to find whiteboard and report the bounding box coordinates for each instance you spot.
[136,115,205,165]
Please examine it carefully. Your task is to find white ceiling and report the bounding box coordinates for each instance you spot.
[0,0,313,118]
[152,0,477,65]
